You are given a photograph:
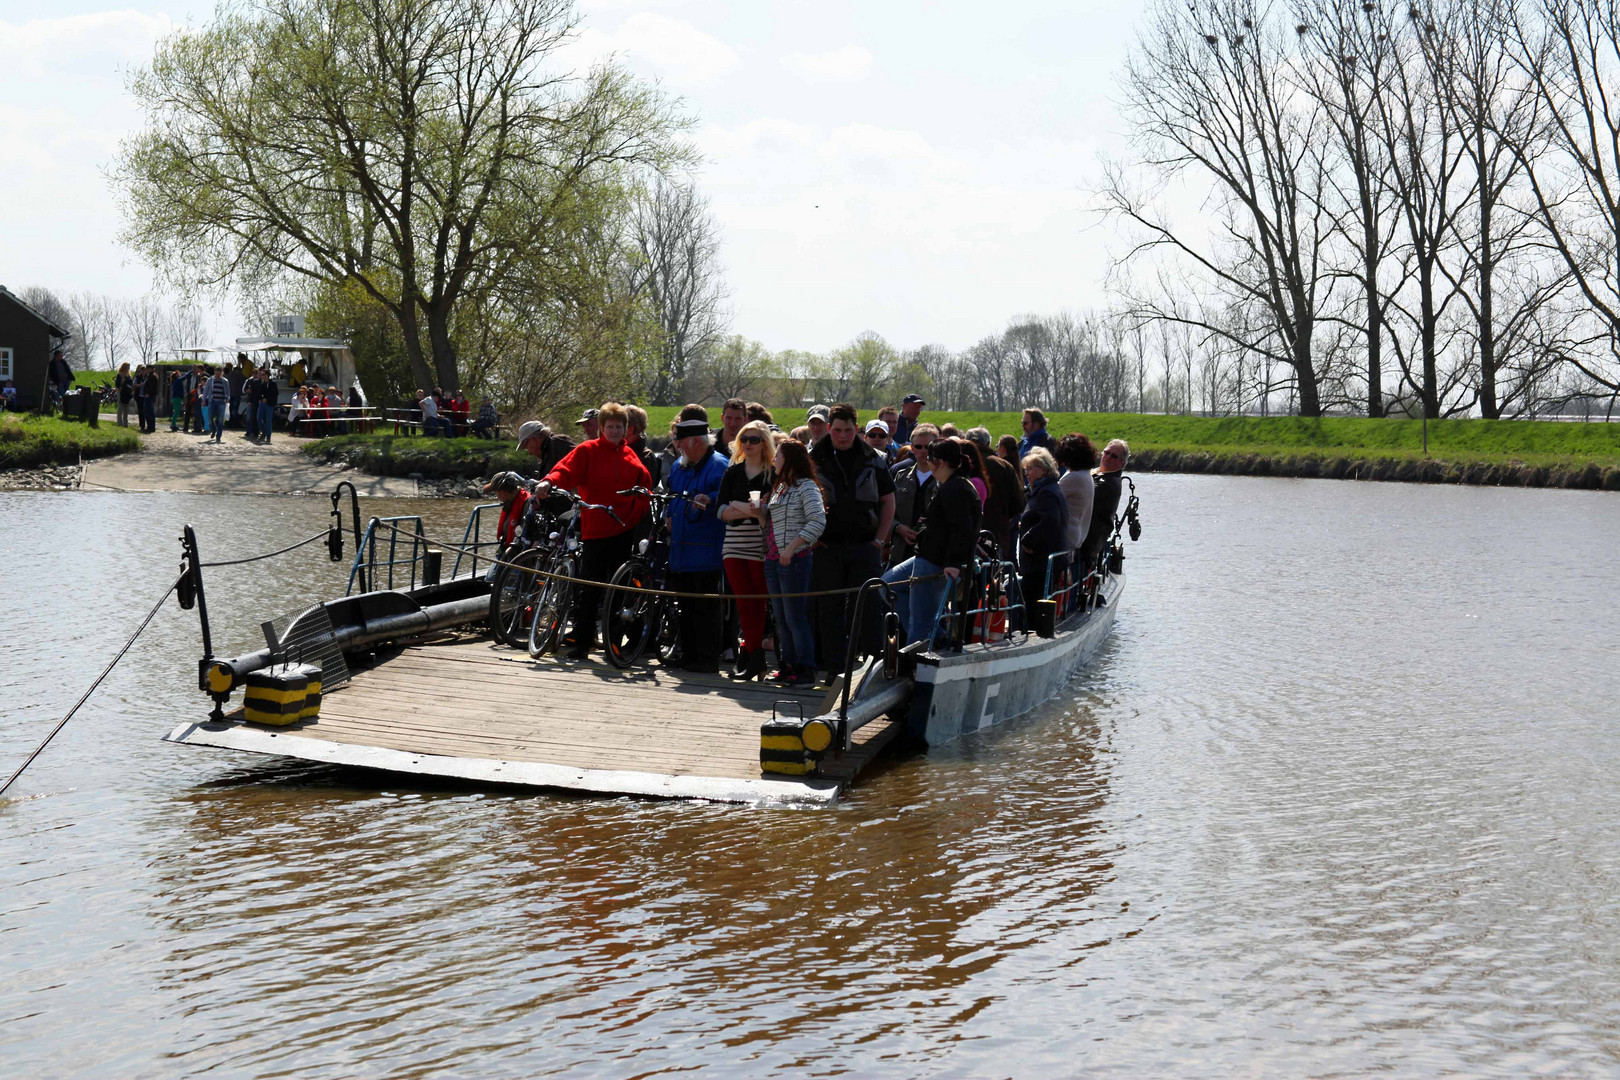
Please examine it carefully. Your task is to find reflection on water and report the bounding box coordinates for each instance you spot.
[2,481,1618,1076]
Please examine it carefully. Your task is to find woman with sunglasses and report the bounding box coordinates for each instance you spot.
[718,420,776,680]
[1080,438,1129,572]
[764,440,826,685]
[881,439,982,648]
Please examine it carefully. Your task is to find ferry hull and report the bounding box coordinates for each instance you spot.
[907,574,1122,746]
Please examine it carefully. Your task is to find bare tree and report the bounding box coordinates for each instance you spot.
[125,296,167,366]
[167,303,210,352]
[1106,0,1336,416]
[1298,0,1404,415]
[1504,0,1620,396]
[66,293,106,371]
[630,177,729,404]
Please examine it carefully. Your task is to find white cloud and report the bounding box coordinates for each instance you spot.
[782,45,873,82]
[0,11,175,80]
[565,12,738,86]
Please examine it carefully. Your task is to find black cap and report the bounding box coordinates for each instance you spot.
[902,394,926,405]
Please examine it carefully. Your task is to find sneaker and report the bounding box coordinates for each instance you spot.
[563,638,594,660]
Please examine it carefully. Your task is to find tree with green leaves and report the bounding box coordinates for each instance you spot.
[116,0,689,395]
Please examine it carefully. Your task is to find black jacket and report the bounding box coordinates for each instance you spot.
[915,474,982,572]
[628,437,663,489]
[1081,470,1123,564]
[1018,475,1069,567]
[980,453,1025,558]
[810,437,894,544]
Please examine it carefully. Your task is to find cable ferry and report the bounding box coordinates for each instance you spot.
[164,477,1142,806]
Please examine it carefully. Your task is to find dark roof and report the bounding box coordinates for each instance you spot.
[0,286,72,338]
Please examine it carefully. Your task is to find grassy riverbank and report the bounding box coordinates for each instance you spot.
[644,408,1620,489]
[0,413,141,468]
[299,410,1620,490]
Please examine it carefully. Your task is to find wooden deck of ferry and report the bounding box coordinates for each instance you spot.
[165,637,907,805]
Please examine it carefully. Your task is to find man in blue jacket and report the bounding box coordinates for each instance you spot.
[664,406,729,672]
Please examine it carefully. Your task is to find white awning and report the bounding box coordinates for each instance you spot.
[234,336,349,351]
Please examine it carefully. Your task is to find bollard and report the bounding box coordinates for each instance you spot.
[421,549,442,587]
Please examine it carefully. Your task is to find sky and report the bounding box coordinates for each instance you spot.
[0,0,1138,354]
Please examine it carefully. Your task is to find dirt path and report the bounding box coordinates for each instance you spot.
[80,425,420,496]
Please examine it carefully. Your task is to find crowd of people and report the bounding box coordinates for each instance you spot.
[100,358,377,442]
[498,396,1131,686]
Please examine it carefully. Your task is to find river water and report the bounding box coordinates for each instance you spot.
[2,476,1617,1077]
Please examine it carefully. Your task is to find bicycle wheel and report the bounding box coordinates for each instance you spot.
[489,547,546,647]
[601,559,658,669]
[528,555,575,658]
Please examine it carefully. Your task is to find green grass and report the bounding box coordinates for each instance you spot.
[0,413,141,468]
[644,407,1620,469]
[298,408,1620,488]
[71,369,118,390]
[301,433,530,479]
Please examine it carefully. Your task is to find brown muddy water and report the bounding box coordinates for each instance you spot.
[2,478,1618,1077]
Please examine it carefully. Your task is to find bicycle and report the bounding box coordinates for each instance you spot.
[487,488,575,648]
[598,487,706,670]
[528,494,627,659]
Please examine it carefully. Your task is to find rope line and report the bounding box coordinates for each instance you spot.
[0,573,183,799]
[200,529,331,567]
[370,519,948,600]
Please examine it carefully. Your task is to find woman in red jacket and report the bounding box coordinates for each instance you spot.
[532,402,651,659]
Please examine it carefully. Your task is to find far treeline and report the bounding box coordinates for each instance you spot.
[108,0,1620,425]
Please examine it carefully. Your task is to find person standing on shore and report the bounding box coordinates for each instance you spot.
[168,369,186,431]
[256,369,277,443]
[242,365,261,441]
[140,366,159,433]
[204,366,230,442]
[718,420,776,680]
[114,363,133,427]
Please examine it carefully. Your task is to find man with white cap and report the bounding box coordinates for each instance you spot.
[862,418,895,468]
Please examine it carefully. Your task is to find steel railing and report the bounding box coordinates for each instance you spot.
[347,515,429,595]
[450,502,502,579]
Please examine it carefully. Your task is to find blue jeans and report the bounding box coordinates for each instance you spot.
[208,402,224,438]
[199,402,212,433]
[765,555,816,669]
[882,555,951,647]
[257,401,275,441]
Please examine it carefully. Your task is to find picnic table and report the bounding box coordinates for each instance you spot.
[277,405,381,437]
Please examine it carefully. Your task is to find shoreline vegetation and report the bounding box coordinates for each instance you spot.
[301,411,1620,492]
[0,414,141,470]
